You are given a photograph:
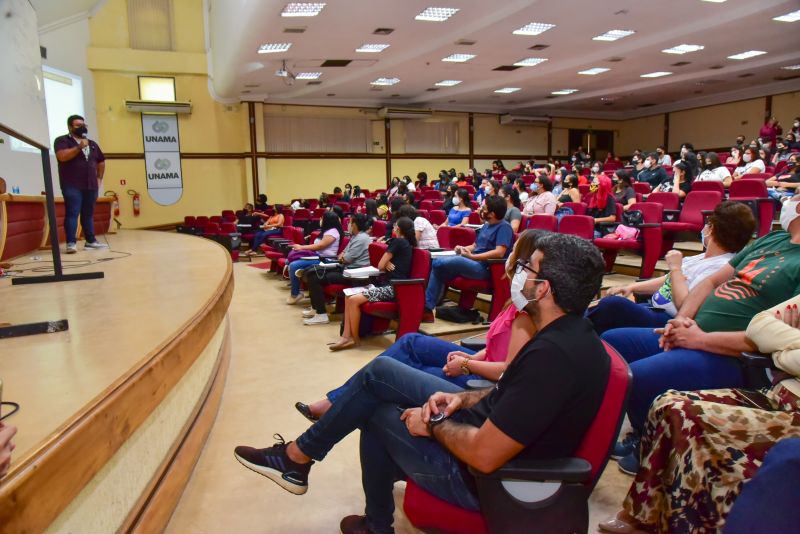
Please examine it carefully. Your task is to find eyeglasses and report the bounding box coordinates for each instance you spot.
[514,259,540,278]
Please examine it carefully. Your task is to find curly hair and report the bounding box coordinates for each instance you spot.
[708,201,755,253]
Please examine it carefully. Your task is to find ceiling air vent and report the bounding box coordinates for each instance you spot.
[499,115,551,125]
[528,44,550,50]
[320,59,352,67]
[738,73,754,78]
[283,27,306,33]
[377,107,433,119]
[671,61,691,67]
[426,88,439,91]
[709,65,724,70]
[493,65,521,71]
[637,103,656,108]
[373,28,394,35]
[607,57,624,63]
[456,39,476,46]
[307,81,322,85]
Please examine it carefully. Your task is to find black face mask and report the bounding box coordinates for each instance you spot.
[73,125,88,137]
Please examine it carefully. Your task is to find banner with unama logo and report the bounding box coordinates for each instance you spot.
[142,114,183,205]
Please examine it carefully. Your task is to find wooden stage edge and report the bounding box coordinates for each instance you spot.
[0,232,234,533]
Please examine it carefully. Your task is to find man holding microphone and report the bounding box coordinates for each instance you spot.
[54,115,107,253]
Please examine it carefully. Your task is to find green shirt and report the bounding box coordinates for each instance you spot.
[695,231,800,332]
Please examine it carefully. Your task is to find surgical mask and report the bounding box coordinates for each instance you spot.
[510,270,546,311]
[592,166,600,173]
[643,160,652,169]
[571,156,577,162]
[530,183,539,192]
[795,121,799,128]
[780,199,800,232]
[701,225,711,249]
[680,148,687,157]
[743,154,752,163]
[554,174,562,183]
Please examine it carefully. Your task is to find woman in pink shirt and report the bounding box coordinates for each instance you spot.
[523,175,558,216]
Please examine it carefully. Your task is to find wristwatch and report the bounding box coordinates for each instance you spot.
[428,411,447,432]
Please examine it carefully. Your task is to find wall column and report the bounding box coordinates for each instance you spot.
[468,113,475,168]
[247,102,258,198]
[384,118,392,187]
[663,113,670,150]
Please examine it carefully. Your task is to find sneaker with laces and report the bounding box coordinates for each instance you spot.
[304,314,330,325]
[286,292,304,305]
[84,241,108,250]
[302,308,316,318]
[66,243,77,254]
[233,434,313,495]
[611,432,640,460]
[617,448,641,476]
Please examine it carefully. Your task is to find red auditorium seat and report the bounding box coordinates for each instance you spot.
[416,209,429,220]
[403,341,631,534]
[209,215,223,224]
[729,179,775,237]
[436,226,476,249]
[558,215,595,240]
[183,215,196,227]
[463,185,475,194]
[312,208,326,219]
[306,199,319,209]
[419,200,434,211]
[578,184,590,198]
[645,192,680,213]
[335,201,351,214]
[447,258,511,321]
[361,246,432,340]
[660,191,723,254]
[432,200,444,210]
[428,209,447,226]
[371,219,387,238]
[526,214,558,232]
[560,202,587,215]
[202,222,220,238]
[633,182,651,196]
[691,181,725,195]
[774,160,788,175]
[593,202,663,278]
[423,190,442,200]
[742,172,771,181]
[221,209,235,220]
[468,212,481,224]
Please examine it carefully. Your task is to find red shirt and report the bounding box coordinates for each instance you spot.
[54,134,105,191]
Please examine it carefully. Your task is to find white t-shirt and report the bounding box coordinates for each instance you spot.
[650,252,733,316]
[414,216,439,249]
[696,166,731,182]
[518,191,529,203]
[735,160,766,175]
[658,154,672,167]
[406,182,417,192]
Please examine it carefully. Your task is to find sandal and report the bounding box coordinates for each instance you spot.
[328,339,358,352]
[294,402,319,422]
[598,511,648,534]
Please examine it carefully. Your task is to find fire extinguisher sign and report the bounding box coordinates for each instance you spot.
[141,114,183,205]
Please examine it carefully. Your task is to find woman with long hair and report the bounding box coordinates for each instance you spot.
[557,174,582,205]
[499,184,522,232]
[612,169,636,211]
[286,210,342,305]
[586,175,617,237]
[524,175,557,216]
[442,188,472,227]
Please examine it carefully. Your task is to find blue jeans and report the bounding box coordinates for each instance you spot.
[250,228,282,250]
[425,256,490,310]
[289,258,321,296]
[585,296,671,334]
[327,334,478,402]
[295,357,479,534]
[601,328,745,431]
[62,186,98,244]
[724,438,800,534]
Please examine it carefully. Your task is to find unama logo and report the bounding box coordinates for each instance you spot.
[149,158,179,181]
[146,120,177,143]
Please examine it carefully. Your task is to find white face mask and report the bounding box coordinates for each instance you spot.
[780,199,800,232]
[592,166,600,173]
[794,121,799,128]
[510,270,535,312]
[530,183,539,192]
[680,148,687,157]
[643,159,652,169]
[743,154,752,163]
[701,225,711,249]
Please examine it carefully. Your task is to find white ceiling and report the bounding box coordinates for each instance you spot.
[30,0,103,28]
[208,0,800,117]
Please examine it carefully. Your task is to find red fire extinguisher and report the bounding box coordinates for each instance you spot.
[128,189,141,216]
[105,191,120,216]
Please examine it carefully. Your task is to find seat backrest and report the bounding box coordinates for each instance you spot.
[679,191,723,226]
[306,199,319,209]
[561,202,586,215]
[432,200,444,210]
[294,208,310,219]
[692,181,725,195]
[410,248,432,285]
[288,226,304,244]
[338,235,350,254]
[558,215,595,240]
[629,201,662,224]
[448,226,477,248]
[221,209,235,217]
[428,210,447,226]
[222,212,237,222]
[774,160,788,174]
[729,179,768,198]
[633,182,651,195]
[220,222,236,233]
[312,208,326,218]
[646,192,680,211]
[745,172,770,181]
[336,201,350,213]
[463,185,475,194]
[184,216,196,226]
[468,212,481,224]
[210,215,223,223]
[369,241,388,267]
[424,190,441,200]
[527,214,558,232]
[308,230,321,243]
[417,209,429,220]
[419,200,434,211]
[578,184,590,198]
[204,222,220,234]
[574,342,632,488]
[371,219,387,238]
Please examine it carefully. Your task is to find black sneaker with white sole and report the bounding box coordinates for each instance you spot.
[234,433,313,495]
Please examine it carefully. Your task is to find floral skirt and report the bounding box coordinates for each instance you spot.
[624,384,800,533]
[365,285,396,303]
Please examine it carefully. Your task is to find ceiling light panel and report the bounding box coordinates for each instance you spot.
[551,89,578,95]
[782,64,800,70]
[513,57,548,67]
[593,29,635,41]
[701,0,727,3]
[356,43,390,53]
[512,22,555,36]
[442,53,475,62]
[494,87,521,94]
[578,67,610,75]
[773,9,800,22]
[662,44,705,54]
[258,43,292,53]
[295,72,322,79]
[435,80,462,86]
[281,3,326,17]
[415,7,459,22]
[727,50,766,60]
[371,77,400,86]
[640,71,672,78]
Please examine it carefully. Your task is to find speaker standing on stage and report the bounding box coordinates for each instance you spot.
[54,115,108,253]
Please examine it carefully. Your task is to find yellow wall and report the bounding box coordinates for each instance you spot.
[773,91,800,132]
[618,115,665,155]
[263,159,386,203]
[390,159,470,184]
[473,115,547,155]
[669,98,765,151]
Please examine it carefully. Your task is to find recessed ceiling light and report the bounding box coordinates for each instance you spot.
[578,67,610,75]
[513,57,548,67]
[662,44,705,54]
[494,87,521,94]
[701,0,727,3]
[371,77,400,86]
[281,3,326,17]
[640,71,672,78]
[727,50,766,60]
[773,9,800,22]
[258,43,292,53]
[442,53,475,62]
[512,22,555,36]
[415,7,459,22]
[295,72,322,80]
[551,89,578,95]
[782,64,800,70]
[593,29,635,41]
[435,80,462,86]
[355,43,390,53]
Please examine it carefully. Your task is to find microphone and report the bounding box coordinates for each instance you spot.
[80,133,90,160]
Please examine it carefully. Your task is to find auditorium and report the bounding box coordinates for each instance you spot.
[2,0,800,532]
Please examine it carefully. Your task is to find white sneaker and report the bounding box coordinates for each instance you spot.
[286,292,304,305]
[302,307,316,318]
[66,243,77,254]
[304,314,330,325]
[84,241,108,250]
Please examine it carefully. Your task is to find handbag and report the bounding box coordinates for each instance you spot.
[611,225,640,240]
[621,209,644,227]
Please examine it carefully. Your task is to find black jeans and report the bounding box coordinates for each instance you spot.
[304,268,349,313]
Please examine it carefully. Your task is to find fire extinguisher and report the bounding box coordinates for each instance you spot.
[128,189,141,216]
[105,191,120,216]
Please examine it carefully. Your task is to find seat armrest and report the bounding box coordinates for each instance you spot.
[469,457,592,483]
[635,223,661,228]
[485,258,506,265]
[390,278,425,286]
[738,351,774,369]
[663,209,680,221]
[465,379,494,390]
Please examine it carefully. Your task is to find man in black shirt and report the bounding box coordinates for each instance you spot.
[636,152,668,189]
[233,233,609,534]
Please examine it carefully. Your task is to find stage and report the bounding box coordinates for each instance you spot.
[0,230,233,532]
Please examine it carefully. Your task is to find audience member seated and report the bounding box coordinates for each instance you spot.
[589,161,604,182]
[523,175,558,216]
[587,202,755,334]
[388,177,400,197]
[285,211,342,305]
[342,184,353,202]
[233,233,608,534]
[375,194,390,220]
[441,183,458,213]
[612,170,636,211]
[403,176,416,193]
[551,167,566,197]
[654,160,692,198]
[696,151,732,186]
[379,197,406,242]
[351,185,365,199]
[629,152,645,180]
[599,295,800,534]
[605,151,622,166]
[637,152,668,189]
[441,188,471,228]
[301,214,372,326]
[327,217,416,351]
[586,175,617,238]
[726,146,743,166]
[424,195,513,316]
[732,147,766,180]
[244,207,285,256]
[514,177,529,203]
[499,185,522,232]
[295,231,542,421]
[480,179,501,207]
[656,145,671,167]
[400,205,439,249]
[772,139,793,166]
[786,131,800,150]
[602,196,800,474]
[254,193,268,212]
[556,174,581,205]
[767,153,800,202]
